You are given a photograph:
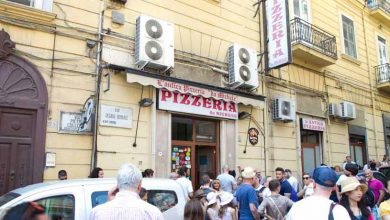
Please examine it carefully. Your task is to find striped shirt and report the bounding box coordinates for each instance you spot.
[90,191,164,220]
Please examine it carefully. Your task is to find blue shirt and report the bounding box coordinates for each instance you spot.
[280,179,293,196]
[235,183,258,220]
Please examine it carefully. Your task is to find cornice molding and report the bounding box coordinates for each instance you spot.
[0,1,56,24]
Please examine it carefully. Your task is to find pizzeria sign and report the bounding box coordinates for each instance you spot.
[301,118,326,131]
[157,89,238,120]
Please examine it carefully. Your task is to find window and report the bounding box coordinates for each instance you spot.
[341,15,357,58]
[35,195,75,220]
[147,190,178,212]
[91,191,108,208]
[172,117,193,141]
[6,0,53,11]
[378,36,388,65]
[293,0,310,21]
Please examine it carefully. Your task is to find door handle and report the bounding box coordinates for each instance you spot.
[9,170,15,181]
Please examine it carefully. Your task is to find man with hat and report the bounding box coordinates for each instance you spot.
[235,166,260,220]
[285,166,350,220]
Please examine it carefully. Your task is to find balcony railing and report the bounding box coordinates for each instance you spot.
[368,0,390,15]
[290,17,337,59]
[376,63,390,83]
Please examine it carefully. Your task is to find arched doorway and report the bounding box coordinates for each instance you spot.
[0,30,48,195]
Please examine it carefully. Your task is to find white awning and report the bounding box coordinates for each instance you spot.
[126,73,264,107]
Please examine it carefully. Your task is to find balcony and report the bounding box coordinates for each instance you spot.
[376,63,390,92]
[290,18,337,67]
[368,0,390,23]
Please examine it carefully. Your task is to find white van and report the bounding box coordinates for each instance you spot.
[0,178,186,220]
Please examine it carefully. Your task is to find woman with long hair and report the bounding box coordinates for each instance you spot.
[211,179,222,193]
[88,167,104,178]
[340,177,373,220]
[184,198,205,220]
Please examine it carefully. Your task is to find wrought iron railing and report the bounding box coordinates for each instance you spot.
[290,17,337,59]
[376,63,390,83]
[368,0,390,15]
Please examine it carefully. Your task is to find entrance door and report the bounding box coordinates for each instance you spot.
[196,146,216,188]
[171,115,219,188]
[301,130,322,173]
[349,135,367,168]
[0,30,48,195]
[0,108,36,195]
[378,36,389,82]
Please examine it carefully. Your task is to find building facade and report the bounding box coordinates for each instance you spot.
[0,0,389,194]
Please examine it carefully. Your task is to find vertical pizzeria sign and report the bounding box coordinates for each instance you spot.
[266,0,292,69]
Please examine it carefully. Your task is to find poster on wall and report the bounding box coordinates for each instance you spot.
[171,146,191,178]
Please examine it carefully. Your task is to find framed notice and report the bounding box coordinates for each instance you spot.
[100,105,133,128]
[59,112,92,134]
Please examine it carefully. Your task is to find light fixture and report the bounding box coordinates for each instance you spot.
[133,88,153,147]
[139,98,154,107]
[238,111,251,120]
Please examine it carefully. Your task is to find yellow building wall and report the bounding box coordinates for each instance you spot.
[265,0,390,177]
[3,0,390,181]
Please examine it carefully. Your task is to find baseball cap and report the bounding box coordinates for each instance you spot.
[312,166,338,187]
[241,167,256,179]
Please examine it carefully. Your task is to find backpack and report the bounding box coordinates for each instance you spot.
[364,188,375,208]
[256,186,267,205]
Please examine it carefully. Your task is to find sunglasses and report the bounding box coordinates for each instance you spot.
[302,177,310,180]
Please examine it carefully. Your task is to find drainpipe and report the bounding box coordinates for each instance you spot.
[361,4,379,160]
[91,0,105,170]
[257,0,268,175]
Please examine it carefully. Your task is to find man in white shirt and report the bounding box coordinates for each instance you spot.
[176,166,194,199]
[297,173,314,198]
[216,165,237,193]
[285,169,299,192]
[342,155,356,170]
[285,166,350,220]
[90,163,163,220]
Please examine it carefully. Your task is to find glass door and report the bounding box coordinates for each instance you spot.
[196,146,216,189]
[301,130,322,173]
[349,135,367,168]
[171,115,219,188]
[378,36,389,82]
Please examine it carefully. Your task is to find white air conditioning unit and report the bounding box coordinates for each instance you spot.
[328,103,338,117]
[338,101,356,120]
[228,44,258,89]
[135,15,174,69]
[273,98,296,121]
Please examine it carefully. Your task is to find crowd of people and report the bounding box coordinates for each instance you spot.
[180,157,390,220]
[5,154,390,220]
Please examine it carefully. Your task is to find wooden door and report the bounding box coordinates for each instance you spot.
[0,108,36,195]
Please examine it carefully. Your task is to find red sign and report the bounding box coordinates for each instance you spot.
[157,90,238,120]
[302,118,326,131]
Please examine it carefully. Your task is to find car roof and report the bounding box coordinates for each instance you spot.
[10,178,179,195]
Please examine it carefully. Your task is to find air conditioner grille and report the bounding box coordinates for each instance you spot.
[239,66,251,81]
[238,48,250,64]
[346,104,353,117]
[228,46,235,84]
[145,41,163,60]
[145,19,163,39]
[282,101,290,115]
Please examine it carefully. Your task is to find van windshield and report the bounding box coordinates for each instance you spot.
[0,192,20,206]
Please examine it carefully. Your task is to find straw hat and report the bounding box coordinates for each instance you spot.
[340,177,368,194]
[206,192,218,205]
[242,166,255,179]
[219,192,234,206]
